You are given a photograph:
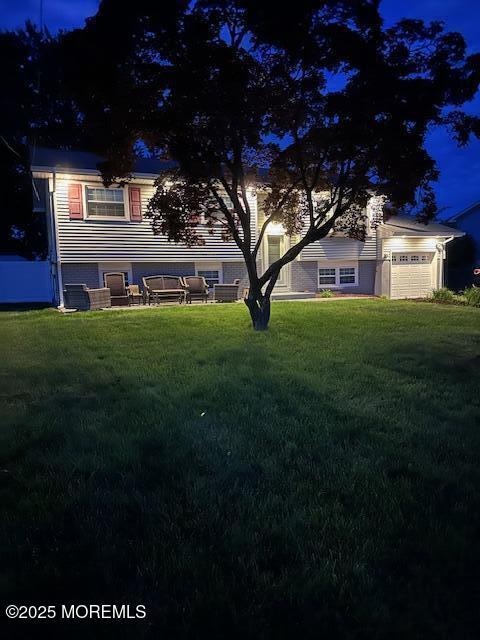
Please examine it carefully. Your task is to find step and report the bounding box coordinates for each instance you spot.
[271,291,316,301]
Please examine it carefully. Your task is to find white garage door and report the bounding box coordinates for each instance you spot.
[391,253,434,299]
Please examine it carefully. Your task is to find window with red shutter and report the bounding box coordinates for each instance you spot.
[129,187,142,221]
[68,184,83,219]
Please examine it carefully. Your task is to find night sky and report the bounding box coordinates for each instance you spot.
[1,0,478,218]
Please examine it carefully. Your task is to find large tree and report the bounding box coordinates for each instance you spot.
[0,22,86,258]
[63,0,480,328]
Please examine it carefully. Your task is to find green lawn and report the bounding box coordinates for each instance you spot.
[1,300,480,639]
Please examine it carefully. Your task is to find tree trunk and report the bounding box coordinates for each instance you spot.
[245,289,271,330]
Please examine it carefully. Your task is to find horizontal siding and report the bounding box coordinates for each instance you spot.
[55,176,257,262]
[257,194,378,262]
[299,232,377,261]
[383,237,439,252]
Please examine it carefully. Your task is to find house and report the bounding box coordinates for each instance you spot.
[31,147,463,306]
[447,201,480,288]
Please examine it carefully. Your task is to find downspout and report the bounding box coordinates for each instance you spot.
[48,171,64,307]
[374,226,389,297]
[436,236,454,289]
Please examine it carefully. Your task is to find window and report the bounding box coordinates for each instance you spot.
[392,253,433,264]
[318,268,336,285]
[86,186,126,218]
[197,270,220,289]
[339,267,356,284]
[98,263,132,288]
[318,264,358,288]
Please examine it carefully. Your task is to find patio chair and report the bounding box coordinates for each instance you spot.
[213,279,240,303]
[103,272,129,306]
[63,284,111,311]
[127,284,144,305]
[183,276,209,303]
[142,275,186,304]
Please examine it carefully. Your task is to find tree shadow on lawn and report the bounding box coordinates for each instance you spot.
[2,338,480,640]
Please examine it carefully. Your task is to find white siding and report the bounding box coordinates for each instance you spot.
[54,175,257,262]
[299,231,377,261]
[383,237,439,253]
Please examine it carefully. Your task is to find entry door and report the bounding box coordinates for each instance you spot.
[267,235,289,288]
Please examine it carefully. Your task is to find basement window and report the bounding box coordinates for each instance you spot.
[318,264,358,288]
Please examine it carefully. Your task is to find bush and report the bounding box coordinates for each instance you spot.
[320,289,333,298]
[464,286,480,307]
[430,288,456,303]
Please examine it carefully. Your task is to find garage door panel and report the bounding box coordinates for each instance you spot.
[391,253,435,299]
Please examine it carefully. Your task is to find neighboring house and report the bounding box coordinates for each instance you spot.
[31,147,463,306]
[447,201,480,288]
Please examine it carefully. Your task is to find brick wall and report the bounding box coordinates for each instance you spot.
[62,263,100,289]
[132,262,195,286]
[222,262,249,298]
[291,260,376,294]
[347,260,376,294]
[291,261,318,292]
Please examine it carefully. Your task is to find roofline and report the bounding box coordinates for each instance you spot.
[448,201,480,222]
[384,219,464,237]
[31,165,159,181]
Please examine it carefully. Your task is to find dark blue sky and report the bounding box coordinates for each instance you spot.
[1,0,478,218]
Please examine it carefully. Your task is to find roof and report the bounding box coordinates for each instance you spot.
[30,147,175,177]
[448,201,480,222]
[384,216,464,238]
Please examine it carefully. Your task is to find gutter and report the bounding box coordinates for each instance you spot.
[437,236,455,290]
[32,165,159,182]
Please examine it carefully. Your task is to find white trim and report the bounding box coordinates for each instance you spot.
[84,184,129,221]
[32,166,157,183]
[317,261,359,288]
[195,261,223,287]
[98,262,133,288]
[49,171,65,307]
[263,233,291,290]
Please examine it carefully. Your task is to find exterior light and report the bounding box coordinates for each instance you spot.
[268,222,285,236]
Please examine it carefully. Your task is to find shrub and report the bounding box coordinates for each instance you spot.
[430,288,455,303]
[320,289,333,298]
[464,286,480,307]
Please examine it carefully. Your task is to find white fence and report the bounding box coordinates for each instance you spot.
[0,261,53,303]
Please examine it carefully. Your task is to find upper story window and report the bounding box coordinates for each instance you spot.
[86,187,126,219]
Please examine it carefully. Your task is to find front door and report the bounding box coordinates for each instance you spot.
[267,235,289,289]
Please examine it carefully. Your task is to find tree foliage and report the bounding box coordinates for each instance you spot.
[0,22,86,258]
[62,1,480,327]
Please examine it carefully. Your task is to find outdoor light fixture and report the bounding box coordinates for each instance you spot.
[267,222,285,236]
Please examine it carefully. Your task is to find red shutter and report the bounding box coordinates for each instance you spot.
[129,186,142,221]
[68,184,83,219]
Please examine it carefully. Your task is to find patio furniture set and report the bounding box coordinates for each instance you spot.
[63,273,241,311]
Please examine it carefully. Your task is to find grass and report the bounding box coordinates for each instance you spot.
[1,300,480,639]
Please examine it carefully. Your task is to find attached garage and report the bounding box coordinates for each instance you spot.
[390,252,435,299]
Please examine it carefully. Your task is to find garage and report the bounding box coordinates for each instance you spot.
[390,253,435,299]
